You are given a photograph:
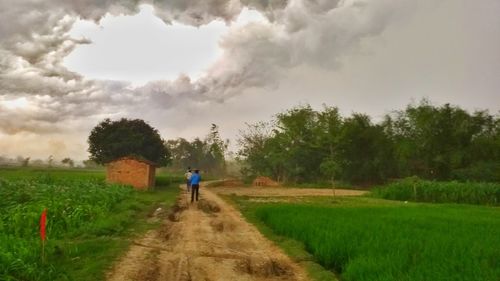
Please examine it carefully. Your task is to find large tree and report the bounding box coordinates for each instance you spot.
[384,100,500,180]
[165,124,228,175]
[88,118,170,165]
[61,157,74,167]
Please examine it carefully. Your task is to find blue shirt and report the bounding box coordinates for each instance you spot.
[190,173,201,185]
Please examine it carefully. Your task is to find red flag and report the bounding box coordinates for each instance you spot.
[40,209,47,241]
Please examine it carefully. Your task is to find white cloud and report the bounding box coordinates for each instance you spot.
[1,97,30,110]
[64,5,231,86]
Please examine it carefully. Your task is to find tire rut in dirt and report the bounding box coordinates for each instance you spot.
[209,219,235,232]
[156,254,192,281]
[174,255,192,281]
[236,257,295,278]
[168,196,189,222]
[136,250,161,281]
[160,196,189,240]
[197,199,221,214]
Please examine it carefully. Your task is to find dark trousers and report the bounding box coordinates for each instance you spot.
[191,184,199,202]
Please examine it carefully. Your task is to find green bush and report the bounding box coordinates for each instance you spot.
[452,162,500,182]
[372,178,500,205]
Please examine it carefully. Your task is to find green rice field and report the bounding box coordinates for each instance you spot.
[235,197,500,281]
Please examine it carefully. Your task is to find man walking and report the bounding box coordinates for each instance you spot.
[190,169,201,203]
[185,168,192,193]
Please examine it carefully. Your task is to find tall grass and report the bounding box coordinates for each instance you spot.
[254,203,500,281]
[0,170,182,281]
[0,178,133,237]
[0,167,105,182]
[373,178,500,205]
[0,178,134,280]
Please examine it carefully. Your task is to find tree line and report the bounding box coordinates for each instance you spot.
[0,155,86,168]
[11,99,497,185]
[237,100,499,184]
[165,124,228,176]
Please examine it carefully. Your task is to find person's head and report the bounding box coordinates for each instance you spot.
[194,169,199,174]
[188,169,192,172]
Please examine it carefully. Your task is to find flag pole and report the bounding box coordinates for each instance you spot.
[40,208,47,263]
[42,239,45,263]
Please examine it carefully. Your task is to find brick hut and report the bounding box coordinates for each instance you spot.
[106,156,157,190]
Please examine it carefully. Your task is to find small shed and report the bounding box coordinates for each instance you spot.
[106,156,156,190]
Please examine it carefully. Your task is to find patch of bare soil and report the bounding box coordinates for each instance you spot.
[210,186,368,197]
[252,177,280,187]
[106,186,309,281]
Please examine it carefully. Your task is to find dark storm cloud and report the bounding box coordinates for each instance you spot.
[1,0,496,140]
[142,0,414,103]
[152,0,288,25]
[0,0,140,134]
[0,0,410,135]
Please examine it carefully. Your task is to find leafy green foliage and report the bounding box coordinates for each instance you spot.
[238,105,396,184]
[336,114,396,183]
[60,158,74,167]
[88,118,171,165]
[319,158,340,182]
[237,121,276,181]
[238,100,499,184]
[451,162,500,182]
[384,100,500,180]
[373,178,500,205]
[166,124,228,175]
[252,203,500,281]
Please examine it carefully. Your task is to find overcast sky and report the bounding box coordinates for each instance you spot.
[0,0,499,161]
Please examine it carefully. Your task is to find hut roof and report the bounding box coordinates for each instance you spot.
[108,156,158,167]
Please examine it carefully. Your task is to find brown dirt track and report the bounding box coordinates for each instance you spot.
[209,186,367,197]
[106,184,366,281]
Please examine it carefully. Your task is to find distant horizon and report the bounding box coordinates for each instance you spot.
[0,98,497,162]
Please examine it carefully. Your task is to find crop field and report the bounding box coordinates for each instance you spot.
[0,167,183,186]
[0,168,182,281]
[233,196,500,281]
[373,178,500,205]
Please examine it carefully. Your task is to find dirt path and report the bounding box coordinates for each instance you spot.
[106,185,309,281]
[210,186,368,197]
